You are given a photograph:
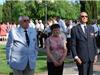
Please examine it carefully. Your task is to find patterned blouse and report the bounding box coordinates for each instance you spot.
[46,35,66,62]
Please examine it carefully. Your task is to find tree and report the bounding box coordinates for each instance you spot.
[11,1,26,23]
[2,1,12,22]
[2,1,27,23]
[2,0,80,23]
[80,0,97,22]
[44,0,80,20]
[25,1,37,20]
[0,4,3,22]
[97,2,100,19]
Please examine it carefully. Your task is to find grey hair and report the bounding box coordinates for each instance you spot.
[18,16,29,22]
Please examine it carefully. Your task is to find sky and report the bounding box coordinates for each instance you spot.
[0,0,5,4]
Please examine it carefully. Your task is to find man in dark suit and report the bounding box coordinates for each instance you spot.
[71,12,98,75]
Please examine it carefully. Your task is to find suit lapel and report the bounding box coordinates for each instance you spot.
[87,26,91,39]
[78,25,87,39]
[27,28,33,40]
[16,27,26,45]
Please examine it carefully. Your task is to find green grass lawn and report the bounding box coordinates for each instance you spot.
[0,44,73,74]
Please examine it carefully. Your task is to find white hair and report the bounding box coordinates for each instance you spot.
[18,16,29,22]
[39,20,42,23]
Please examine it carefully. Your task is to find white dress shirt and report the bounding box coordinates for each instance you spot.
[80,24,87,33]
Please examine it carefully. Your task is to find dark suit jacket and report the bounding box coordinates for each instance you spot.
[71,24,97,63]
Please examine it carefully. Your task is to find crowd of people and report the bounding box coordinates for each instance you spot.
[0,11,100,75]
[0,22,16,41]
[1,15,100,49]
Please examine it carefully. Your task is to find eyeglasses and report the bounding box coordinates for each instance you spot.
[81,16,88,18]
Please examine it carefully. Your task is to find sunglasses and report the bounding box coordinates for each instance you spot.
[23,19,29,22]
[81,16,88,18]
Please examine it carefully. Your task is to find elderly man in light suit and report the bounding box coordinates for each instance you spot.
[6,16,38,75]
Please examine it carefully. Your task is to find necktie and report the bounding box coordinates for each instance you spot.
[24,30,30,46]
[84,26,88,35]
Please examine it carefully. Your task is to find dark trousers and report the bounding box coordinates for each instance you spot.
[96,36,100,48]
[37,31,43,48]
[77,61,93,75]
[47,62,64,75]
[67,38,71,55]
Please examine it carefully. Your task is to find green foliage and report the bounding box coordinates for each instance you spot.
[0,4,3,22]
[25,1,37,19]
[12,1,27,23]
[47,1,80,19]
[2,0,80,23]
[82,1,97,23]
[97,1,100,19]
[2,1,27,23]
[2,1,12,22]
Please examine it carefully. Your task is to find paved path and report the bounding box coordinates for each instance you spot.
[35,55,100,75]
[35,63,100,75]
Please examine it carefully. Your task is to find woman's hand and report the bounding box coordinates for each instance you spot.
[58,59,64,65]
[53,60,60,67]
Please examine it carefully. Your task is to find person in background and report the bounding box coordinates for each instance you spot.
[91,19,100,54]
[46,24,67,75]
[0,22,7,41]
[91,19,98,37]
[6,16,38,75]
[56,16,67,40]
[71,12,98,75]
[29,19,35,28]
[65,20,73,55]
[44,18,53,39]
[56,16,67,33]
[38,20,44,48]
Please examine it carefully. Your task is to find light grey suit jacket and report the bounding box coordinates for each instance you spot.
[6,26,38,70]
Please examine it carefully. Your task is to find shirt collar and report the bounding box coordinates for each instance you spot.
[19,26,29,32]
[81,23,86,27]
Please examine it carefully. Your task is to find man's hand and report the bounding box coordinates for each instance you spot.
[75,57,82,64]
[93,55,98,64]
